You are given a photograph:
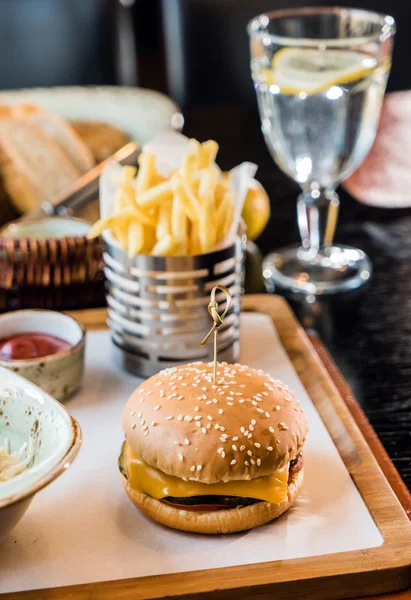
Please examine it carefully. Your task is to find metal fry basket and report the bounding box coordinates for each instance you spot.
[104,230,246,377]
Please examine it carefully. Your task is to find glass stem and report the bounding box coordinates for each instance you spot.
[297,188,340,254]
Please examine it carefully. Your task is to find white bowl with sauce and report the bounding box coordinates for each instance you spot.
[0,310,86,402]
[0,366,81,542]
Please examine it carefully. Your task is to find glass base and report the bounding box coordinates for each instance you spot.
[262,244,372,295]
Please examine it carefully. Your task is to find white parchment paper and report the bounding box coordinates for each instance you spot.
[0,314,382,594]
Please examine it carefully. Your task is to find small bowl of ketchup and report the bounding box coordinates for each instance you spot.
[0,310,85,402]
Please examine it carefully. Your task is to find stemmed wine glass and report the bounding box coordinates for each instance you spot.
[248,7,395,295]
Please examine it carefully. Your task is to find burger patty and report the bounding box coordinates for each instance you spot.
[162,454,304,511]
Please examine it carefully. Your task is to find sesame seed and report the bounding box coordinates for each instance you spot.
[265,412,271,418]
[146,391,152,396]
[202,387,207,391]
[249,425,254,432]
[247,450,253,457]
[213,399,218,404]
[279,422,289,430]
[251,419,256,426]
[192,383,198,388]
[269,426,275,433]
[227,401,234,406]
[194,406,200,412]
[197,465,203,471]
[130,423,136,429]
[194,415,201,421]
[275,405,281,411]
[184,416,193,422]
[215,424,220,430]
[240,427,245,433]
[144,431,149,437]
[190,466,195,472]
[173,441,182,446]
[230,459,237,465]
[130,411,136,416]
[178,454,184,462]
[257,408,264,414]
[257,458,261,466]
[232,436,239,441]
[267,446,273,451]
[206,400,212,405]
[251,459,255,465]
[137,411,142,418]
[178,414,183,421]
[218,409,224,414]
[232,444,238,451]
[239,384,246,388]
[138,389,145,394]
[248,433,253,439]
[154,405,161,411]
[207,415,213,421]
[155,381,162,386]
[184,438,190,445]
[201,428,207,434]
[252,400,258,406]
[166,416,173,420]
[151,421,158,426]
[254,442,261,448]
[222,451,226,458]
[217,448,224,454]
[244,430,249,436]
[235,392,242,396]
[220,436,227,442]
[240,445,246,451]
[245,461,250,466]
[142,424,148,431]
[206,423,212,430]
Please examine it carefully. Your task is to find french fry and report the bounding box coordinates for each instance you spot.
[171,195,188,254]
[188,221,201,255]
[87,210,131,239]
[152,235,177,256]
[216,191,234,243]
[200,140,219,169]
[113,220,130,249]
[198,191,217,253]
[198,165,219,203]
[141,226,157,254]
[135,152,156,196]
[127,221,144,258]
[171,174,200,222]
[121,165,137,186]
[137,180,174,208]
[156,201,171,240]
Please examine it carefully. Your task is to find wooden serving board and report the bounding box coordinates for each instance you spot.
[4,295,411,600]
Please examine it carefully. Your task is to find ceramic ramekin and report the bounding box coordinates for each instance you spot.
[0,310,86,402]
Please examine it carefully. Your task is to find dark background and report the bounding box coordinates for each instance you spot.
[0,0,410,488]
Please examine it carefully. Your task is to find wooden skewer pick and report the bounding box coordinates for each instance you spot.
[200,285,232,382]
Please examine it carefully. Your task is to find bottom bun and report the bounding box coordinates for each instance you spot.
[122,466,304,534]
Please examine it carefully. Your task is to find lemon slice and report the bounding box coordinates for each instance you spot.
[266,48,378,95]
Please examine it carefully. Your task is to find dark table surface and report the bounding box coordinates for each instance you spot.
[184,104,411,492]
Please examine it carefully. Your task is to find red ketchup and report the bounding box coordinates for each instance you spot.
[0,333,71,360]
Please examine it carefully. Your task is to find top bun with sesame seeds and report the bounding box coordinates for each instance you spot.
[122,362,307,484]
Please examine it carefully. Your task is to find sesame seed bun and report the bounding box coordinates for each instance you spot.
[122,465,304,534]
[122,362,307,484]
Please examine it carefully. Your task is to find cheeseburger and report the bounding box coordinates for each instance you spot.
[120,361,307,534]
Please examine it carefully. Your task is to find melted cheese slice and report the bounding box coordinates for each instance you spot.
[122,442,288,504]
